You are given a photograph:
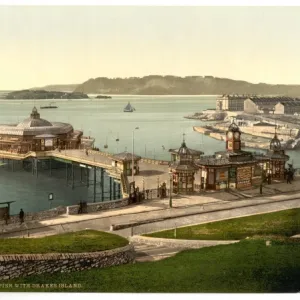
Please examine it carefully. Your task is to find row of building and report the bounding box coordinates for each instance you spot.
[117,121,289,195]
[168,121,289,193]
[216,94,300,115]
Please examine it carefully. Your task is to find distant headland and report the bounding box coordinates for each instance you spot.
[16,75,300,97]
[73,75,300,96]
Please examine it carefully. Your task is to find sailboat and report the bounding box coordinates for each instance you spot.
[123,102,135,113]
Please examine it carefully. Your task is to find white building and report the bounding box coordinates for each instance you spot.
[216,95,252,111]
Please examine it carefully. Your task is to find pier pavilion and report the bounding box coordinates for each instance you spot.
[264,132,289,181]
[0,107,94,153]
[195,122,269,190]
[169,136,203,194]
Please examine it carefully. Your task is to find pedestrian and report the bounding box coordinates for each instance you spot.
[19,209,24,224]
[3,212,8,225]
[287,172,292,184]
[78,201,83,214]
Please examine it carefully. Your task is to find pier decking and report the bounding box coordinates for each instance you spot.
[0,149,171,198]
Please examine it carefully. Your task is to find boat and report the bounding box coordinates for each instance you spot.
[123,102,135,113]
[40,102,58,109]
[104,136,108,149]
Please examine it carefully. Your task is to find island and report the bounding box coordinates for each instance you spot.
[95,95,112,99]
[5,90,89,100]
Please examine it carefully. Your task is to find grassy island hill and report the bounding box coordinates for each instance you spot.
[5,89,89,100]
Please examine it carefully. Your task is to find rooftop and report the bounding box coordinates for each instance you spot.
[112,151,141,162]
[0,107,73,136]
[248,96,300,105]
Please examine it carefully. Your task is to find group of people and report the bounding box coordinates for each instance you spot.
[2,208,24,225]
[129,187,145,203]
[159,182,167,199]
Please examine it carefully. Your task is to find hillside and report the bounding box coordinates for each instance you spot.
[73,75,300,96]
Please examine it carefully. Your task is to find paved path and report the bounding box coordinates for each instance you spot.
[115,197,300,237]
[2,192,300,239]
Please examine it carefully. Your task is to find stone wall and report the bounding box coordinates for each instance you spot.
[2,206,66,226]
[67,198,129,215]
[0,244,135,280]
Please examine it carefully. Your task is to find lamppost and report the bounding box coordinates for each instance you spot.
[169,172,173,208]
[142,176,145,194]
[260,163,264,194]
[132,127,139,183]
[157,176,160,198]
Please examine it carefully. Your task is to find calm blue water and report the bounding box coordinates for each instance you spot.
[0,95,298,214]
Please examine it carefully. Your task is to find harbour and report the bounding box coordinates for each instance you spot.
[0,94,299,216]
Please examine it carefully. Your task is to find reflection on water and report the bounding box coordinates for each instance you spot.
[0,160,117,215]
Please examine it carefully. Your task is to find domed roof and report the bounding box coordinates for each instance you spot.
[17,107,53,129]
[270,133,281,151]
[228,121,240,132]
[178,141,191,156]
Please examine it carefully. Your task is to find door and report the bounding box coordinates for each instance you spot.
[207,168,215,189]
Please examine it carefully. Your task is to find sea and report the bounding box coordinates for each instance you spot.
[0,94,298,214]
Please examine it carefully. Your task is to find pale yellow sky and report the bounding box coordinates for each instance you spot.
[1,6,300,89]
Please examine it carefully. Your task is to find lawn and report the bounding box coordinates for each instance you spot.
[0,230,128,254]
[145,208,300,240]
[2,238,300,293]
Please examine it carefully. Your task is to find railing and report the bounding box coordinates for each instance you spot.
[120,172,130,196]
[140,158,169,165]
[87,149,113,157]
[135,187,171,201]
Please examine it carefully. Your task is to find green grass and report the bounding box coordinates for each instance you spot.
[145,208,300,240]
[0,230,128,254]
[2,238,300,293]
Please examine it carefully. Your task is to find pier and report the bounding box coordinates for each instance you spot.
[0,148,171,203]
[0,106,175,216]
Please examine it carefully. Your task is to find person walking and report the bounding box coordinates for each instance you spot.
[287,171,292,184]
[19,209,24,224]
[3,212,8,225]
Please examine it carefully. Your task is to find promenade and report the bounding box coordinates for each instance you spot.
[1,177,300,239]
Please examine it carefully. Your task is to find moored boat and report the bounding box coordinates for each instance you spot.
[40,102,58,109]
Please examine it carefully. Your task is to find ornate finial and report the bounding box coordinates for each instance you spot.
[183,133,186,142]
[30,106,40,119]
[274,119,279,139]
[125,146,127,152]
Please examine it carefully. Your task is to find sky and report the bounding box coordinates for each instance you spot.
[1,5,300,89]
